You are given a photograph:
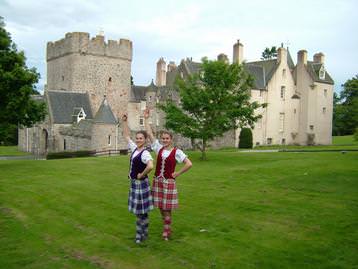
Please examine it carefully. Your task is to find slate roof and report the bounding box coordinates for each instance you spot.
[47,91,93,124]
[307,61,334,85]
[93,98,117,124]
[130,85,147,102]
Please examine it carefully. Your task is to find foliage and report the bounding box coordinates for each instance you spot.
[238,128,253,148]
[0,16,46,145]
[261,46,278,60]
[159,58,263,160]
[333,75,358,135]
[354,128,358,141]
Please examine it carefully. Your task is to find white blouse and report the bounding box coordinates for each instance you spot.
[128,140,152,164]
[151,139,187,163]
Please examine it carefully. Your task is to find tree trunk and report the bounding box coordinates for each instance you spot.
[200,139,207,160]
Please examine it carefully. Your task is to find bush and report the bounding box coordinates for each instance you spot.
[46,150,93,160]
[239,128,253,149]
[354,128,358,141]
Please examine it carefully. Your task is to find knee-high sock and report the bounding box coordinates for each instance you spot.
[163,215,172,237]
[135,215,143,240]
[139,213,149,237]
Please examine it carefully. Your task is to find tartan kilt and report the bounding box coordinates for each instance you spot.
[152,177,178,210]
[128,177,153,215]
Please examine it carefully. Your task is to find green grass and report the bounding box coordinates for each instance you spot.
[1,151,357,268]
[332,135,358,145]
[0,146,31,156]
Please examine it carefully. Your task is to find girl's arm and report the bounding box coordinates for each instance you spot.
[121,114,131,144]
[137,160,154,180]
[172,158,192,179]
[144,108,155,143]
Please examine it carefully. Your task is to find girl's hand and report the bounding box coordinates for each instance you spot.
[171,172,179,179]
[143,108,150,119]
[137,173,143,179]
[121,113,128,121]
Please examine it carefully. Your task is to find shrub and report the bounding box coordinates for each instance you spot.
[354,128,358,141]
[239,128,253,149]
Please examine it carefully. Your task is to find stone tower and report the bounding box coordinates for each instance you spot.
[156,57,166,86]
[46,32,133,119]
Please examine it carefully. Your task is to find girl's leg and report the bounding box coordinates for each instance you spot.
[139,213,149,240]
[160,209,172,240]
[135,215,142,243]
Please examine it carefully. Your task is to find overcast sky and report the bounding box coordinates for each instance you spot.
[1,0,357,93]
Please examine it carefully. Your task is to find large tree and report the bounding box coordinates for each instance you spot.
[261,46,277,60]
[159,58,264,160]
[333,75,358,136]
[0,17,46,145]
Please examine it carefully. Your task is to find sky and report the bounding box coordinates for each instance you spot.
[1,0,357,93]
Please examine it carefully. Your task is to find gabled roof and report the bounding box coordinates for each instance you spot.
[130,85,147,102]
[47,91,93,124]
[244,59,278,89]
[94,98,117,124]
[307,61,334,85]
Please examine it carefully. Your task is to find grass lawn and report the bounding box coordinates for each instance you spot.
[0,151,357,268]
[0,146,31,156]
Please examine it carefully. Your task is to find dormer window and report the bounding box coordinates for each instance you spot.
[319,65,326,80]
[72,107,87,123]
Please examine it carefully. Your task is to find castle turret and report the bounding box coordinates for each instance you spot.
[156,57,166,86]
[217,53,229,63]
[167,61,177,72]
[233,39,244,64]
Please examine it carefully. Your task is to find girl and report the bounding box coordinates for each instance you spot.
[122,114,154,244]
[144,109,192,241]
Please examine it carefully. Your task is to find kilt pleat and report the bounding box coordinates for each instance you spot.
[152,177,178,210]
[128,177,153,214]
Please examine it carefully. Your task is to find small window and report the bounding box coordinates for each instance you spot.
[148,95,152,101]
[64,139,66,150]
[267,138,272,145]
[294,108,297,114]
[310,125,314,131]
[156,97,159,103]
[282,69,286,77]
[62,75,64,81]
[139,117,144,126]
[108,135,111,145]
[279,113,285,132]
[256,142,260,146]
[108,77,112,82]
[280,86,285,99]
[324,89,328,97]
[281,138,286,145]
[180,71,184,78]
[319,66,325,80]
[323,107,326,114]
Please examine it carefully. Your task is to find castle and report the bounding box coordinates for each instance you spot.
[18,33,334,155]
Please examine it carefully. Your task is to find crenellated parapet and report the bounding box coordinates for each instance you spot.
[47,32,132,61]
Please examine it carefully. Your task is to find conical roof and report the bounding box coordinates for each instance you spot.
[94,97,117,124]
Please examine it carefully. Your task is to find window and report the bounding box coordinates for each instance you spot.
[324,89,328,97]
[310,125,314,131]
[267,138,272,145]
[279,113,285,132]
[108,77,112,82]
[281,138,286,145]
[259,90,264,97]
[139,117,144,126]
[62,75,64,81]
[64,139,66,150]
[180,71,184,78]
[156,97,160,103]
[319,66,326,80]
[256,142,260,146]
[323,107,326,114]
[280,86,285,99]
[148,95,152,101]
[294,108,297,114]
[282,68,286,77]
[108,135,111,145]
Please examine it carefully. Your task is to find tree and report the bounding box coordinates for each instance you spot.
[238,128,253,148]
[332,75,358,135]
[261,46,277,60]
[0,17,46,145]
[159,58,264,160]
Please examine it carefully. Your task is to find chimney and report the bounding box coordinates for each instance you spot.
[217,53,229,63]
[277,47,287,64]
[167,61,177,72]
[313,52,325,64]
[297,50,307,66]
[233,39,243,64]
[156,57,166,86]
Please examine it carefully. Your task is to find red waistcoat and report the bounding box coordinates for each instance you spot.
[155,147,177,179]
